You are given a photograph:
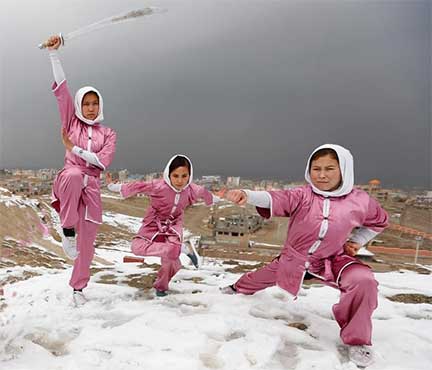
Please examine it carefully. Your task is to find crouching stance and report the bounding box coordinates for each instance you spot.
[107,155,220,297]
[223,144,388,367]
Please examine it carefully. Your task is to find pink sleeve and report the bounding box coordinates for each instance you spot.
[95,129,117,170]
[256,188,305,219]
[52,80,75,132]
[120,181,153,199]
[188,183,213,206]
[362,196,389,232]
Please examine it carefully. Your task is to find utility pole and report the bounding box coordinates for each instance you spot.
[414,235,423,265]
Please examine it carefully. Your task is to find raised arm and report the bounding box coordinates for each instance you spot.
[47,35,65,85]
[46,35,74,132]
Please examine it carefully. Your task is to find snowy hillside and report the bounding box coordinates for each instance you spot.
[1,250,432,369]
[1,189,431,370]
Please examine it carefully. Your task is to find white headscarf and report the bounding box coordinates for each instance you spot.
[163,154,193,192]
[74,86,104,126]
[304,144,354,197]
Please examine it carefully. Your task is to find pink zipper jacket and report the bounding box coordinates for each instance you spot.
[51,80,117,224]
[256,144,388,296]
[120,155,214,242]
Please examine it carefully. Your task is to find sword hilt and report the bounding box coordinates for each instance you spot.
[38,33,65,49]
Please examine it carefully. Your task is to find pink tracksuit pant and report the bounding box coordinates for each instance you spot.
[55,168,99,290]
[234,259,378,345]
[131,237,182,292]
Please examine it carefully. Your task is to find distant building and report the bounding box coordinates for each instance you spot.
[283,183,298,190]
[145,172,162,181]
[389,192,408,202]
[414,191,432,209]
[226,176,240,187]
[214,213,263,240]
[368,179,381,191]
[12,169,36,177]
[198,175,222,190]
[201,175,221,182]
[36,169,57,180]
[119,169,129,182]
[357,179,388,203]
[7,180,51,195]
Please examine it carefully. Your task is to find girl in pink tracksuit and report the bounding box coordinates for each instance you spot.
[45,35,116,304]
[107,154,220,296]
[223,144,388,368]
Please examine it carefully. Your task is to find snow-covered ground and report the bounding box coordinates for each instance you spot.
[102,212,142,234]
[1,190,431,369]
[1,250,431,370]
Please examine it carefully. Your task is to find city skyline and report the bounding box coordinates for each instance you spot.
[1,167,428,191]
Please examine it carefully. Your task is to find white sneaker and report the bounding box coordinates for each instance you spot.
[182,241,200,268]
[72,291,87,306]
[61,233,78,260]
[219,285,237,295]
[348,345,374,368]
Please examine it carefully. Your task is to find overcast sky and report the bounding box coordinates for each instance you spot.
[0,0,430,188]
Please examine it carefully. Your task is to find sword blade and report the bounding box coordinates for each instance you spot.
[38,7,165,49]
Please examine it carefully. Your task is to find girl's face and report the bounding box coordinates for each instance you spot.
[82,92,99,120]
[169,166,190,191]
[309,154,342,192]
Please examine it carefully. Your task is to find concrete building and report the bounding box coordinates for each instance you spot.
[145,172,162,182]
[198,176,222,190]
[36,169,57,180]
[226,176,240,187]
[214,213,263,240]
[415,191,432,208]
[119,169,129,182]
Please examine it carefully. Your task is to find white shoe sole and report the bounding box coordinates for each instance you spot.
[61,237,79,260]
[188,242,201,267]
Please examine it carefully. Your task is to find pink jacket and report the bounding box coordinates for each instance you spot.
[121,180,213,242]
[257,185,388,295]
[51,80,117,223]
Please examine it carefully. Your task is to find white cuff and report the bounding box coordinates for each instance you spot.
[243,190,271,208]
[49,50,66,85]
[108,183,122,193]
[349,227,380,246]
[212,195,222,204]
[72,146,105,169]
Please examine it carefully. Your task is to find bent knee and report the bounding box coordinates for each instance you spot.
[131,238,150,255]
[341,265,378,291]
[63,167,84,182]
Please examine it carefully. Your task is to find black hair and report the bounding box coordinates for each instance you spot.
[309,148,339,171]
[169,155,191,175]
[83,91,99,101]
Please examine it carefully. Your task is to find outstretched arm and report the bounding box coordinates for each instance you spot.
[226,187,305,220]
[225,189,271,208]
[106,173,122,192]
[188,183,221,206]
[106,173,153,199]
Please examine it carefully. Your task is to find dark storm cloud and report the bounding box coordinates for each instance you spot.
[0,0,430,188]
